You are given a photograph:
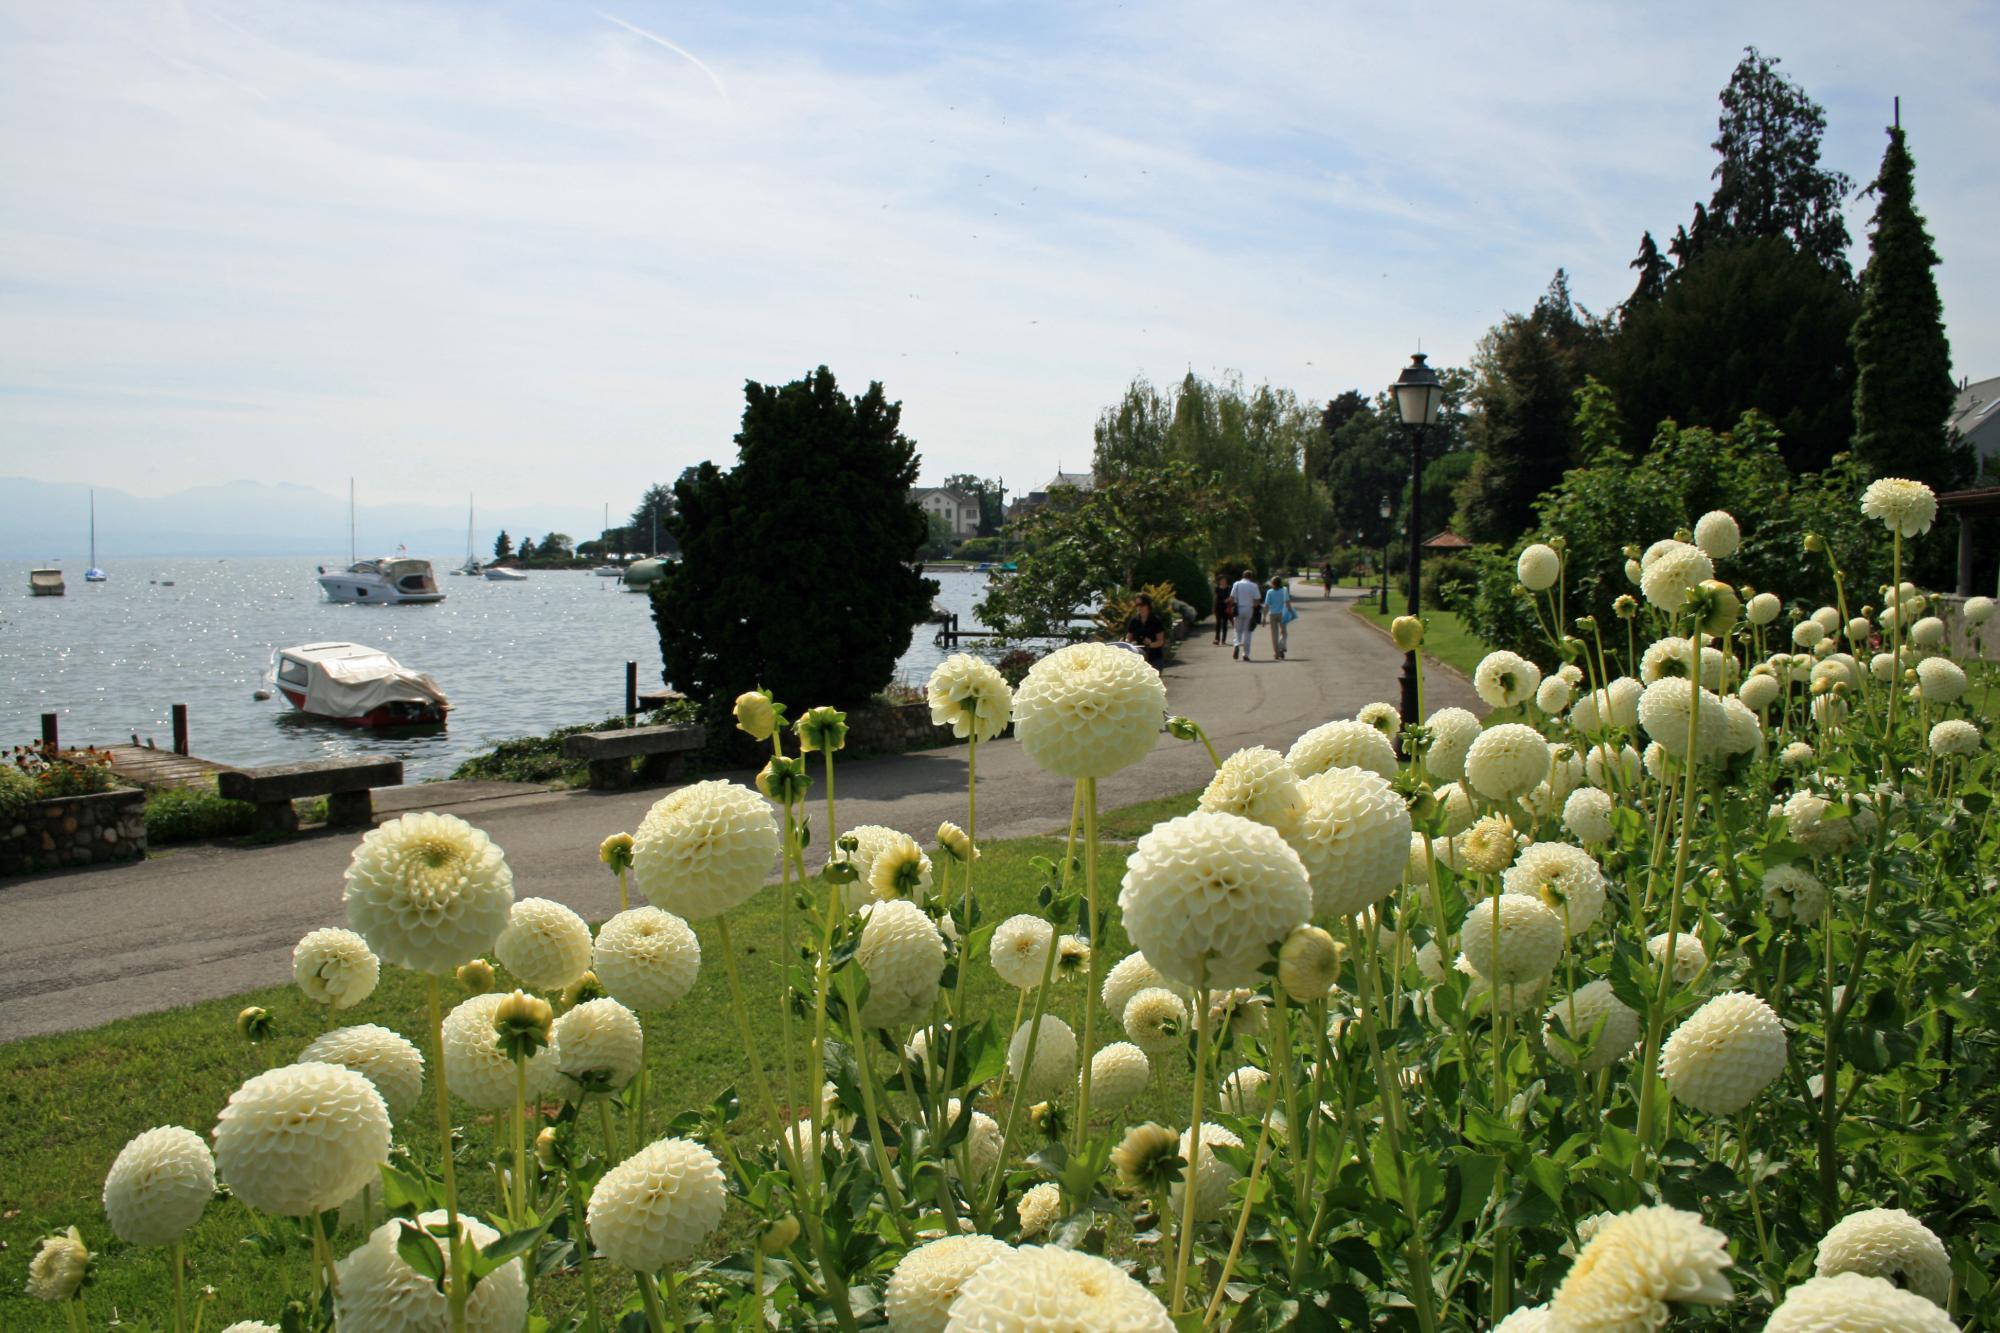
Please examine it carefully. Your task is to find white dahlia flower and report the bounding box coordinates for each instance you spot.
[1433,781,1476,834]
[1414,938,1446,982]
[1087,1043,1152,1115]
[1012,642,1166,779]
[1458,957,1550,1017]
[1122,988,1190,1053]
[1116,812,1311,989]
[495,897,593,992]
[1910,615,1946,649]
[1916,656,1967,704]
[868,830,936,904]
[1860,477,1938,537]
[26,1228,89,1302]
[1814,1207,1951,1307]
[102,1125,214,1247]
[1930,718,1981,757]
[1424,707,1485,782]
[1543,980,1640,1075]
[1693,510,1740,559]
[1460,895,1565,985]
[1766,1272,1958,1332]
[442,992,558,1109]
[1292,765,1412,918]
[1464,724,1552,801]
[1661,990,1787,1116]
[943,1097,1004,1184]
[1474,651,1544,710]
[1815,604,1846,632]
[991,914,1055,989]
[1846,616,1874,642]
[1492,1306,1555,1332]
[945,1244,1173,1331]
[1455,814,1520,876]
[213,1062,390,1217]
[1517,543,1562,591]
[1583,743,1641,790]
[927,653,1014,744]
[299,1024,425,1119]
[1356,700,1403,734]
[1793,618,1827,648]
[292,927,379,1011]
[587,1136,727,1272]
[1761,864,1828,926]
[1219,1064,1269,1116]
[593,907,701,1011]
[1016,1181,1063,1238]
[1641,637,1731,689]
[1007,1015,1078,1099]
[1602,677,1643,729]
[1503,843,1607,936]
[1199,746,1307,842]
[1738,672,1780,711]
[1721,697,1764,758]
[855,899,946,1029]
[1535,675,1573,715]
[1966,594,1995,627]
[1784,791,1864,855]
[1102,953,1183,1025]
[1746,591,1782,625]
[1547,1204,1733,1329]
[552,997,645,1094]
[1170,1121,1245,1224]
[335,1209,528,1333]
[1869,651,1900,682]
[632,780,779,919]
[1563,787,1616,845]
[1637,677,1732,762]
[1781,740,1817,767]
[1640,541,1715,613]
[343,812,515,975]
[1286,719,1398,780]
[887,1235,1012,1333]
[1647,931,1707,983]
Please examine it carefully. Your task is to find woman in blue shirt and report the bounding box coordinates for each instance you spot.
[1264,577,1294,660]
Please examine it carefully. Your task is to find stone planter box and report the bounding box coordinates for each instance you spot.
[1,788,147,879]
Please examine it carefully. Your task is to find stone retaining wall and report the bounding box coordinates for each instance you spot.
[0,788,148,879]
[846,702,952,754]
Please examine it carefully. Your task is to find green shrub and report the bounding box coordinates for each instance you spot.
[1421,554,1480,611]
[954,536,1005,561]
[1132,549,1211,620]
[145,787,258,844]
[0,763,34,820]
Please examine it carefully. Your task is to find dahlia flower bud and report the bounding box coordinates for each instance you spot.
[586,1137,726,1272]
[950,1245,1173,1330]
[886,1234,1011,1333]
[236,1006,273,1042]
[733,689,778,741]
[756,755,811,803]
[562,970,607,1007]
[300,1024,426,1119]
[456,959,496,994]
[1860,477,1938,537]
[1389,614,1425,653]
[1814,1207,1950,1307]
[760,1214,802,1255]
[1460,894,1564,985]
[492,990,555,1061]
[534,1127,560,1167]
[926,653,1013,744]
[1517,543,1561,592]
[1165,714,1202,742]
[1661,990,1786,1115]
[103,1125,214,1248]
[292,928,380,1012]
[1277,924,1341,1001]
[1116,811,1311,989]
[344,812,515,976]
[444,993,560,1109]
[213,1062,391,1217]
[936,821,977,862]
[598,832,635,873]
[633,780,780,919]
[795,705,849,754]
[496,897,594,992]
[26,1227,90,1302]
[1803,532,1826,553]
[335,1210,528,1332]
[1766,1272,1957,1332]
[1613,593,1638,619]
[1013,642,1166,779]
[1112,1121,1184,1191]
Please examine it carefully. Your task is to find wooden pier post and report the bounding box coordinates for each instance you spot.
[171,704,189,757]
[625,660,639,721]
[41,713,58,748]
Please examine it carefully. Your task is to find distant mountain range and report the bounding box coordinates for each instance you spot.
[0,479,627,560]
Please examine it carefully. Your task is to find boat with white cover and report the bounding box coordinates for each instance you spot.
[317,556,445,603]
[484,565,527,581]
[29,566,65,596]
[270,642,449,727]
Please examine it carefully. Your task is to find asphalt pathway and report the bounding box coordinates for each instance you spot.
[0,588,1477,1043]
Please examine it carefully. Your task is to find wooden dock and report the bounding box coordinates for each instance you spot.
[95,744,237,790]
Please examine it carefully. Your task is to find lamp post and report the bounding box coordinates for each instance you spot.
[1391,352,1445,729]
[1377,494,1392,615]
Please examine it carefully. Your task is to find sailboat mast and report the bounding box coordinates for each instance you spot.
[89,490,96,566]
[348,478,356,565]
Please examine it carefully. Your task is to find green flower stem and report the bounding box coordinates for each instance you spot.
[981,893,1066,1218]
[616,868,629,914]
[1269,991,1311,1239]
[1820,850,1886,1227]
[1887,532,1904,737]
[835,966,918,1245]
[716,917,789,1159]
[1202,1107,1274,1327]
[566,1182,603,1333]
[636,1270,669,1333]
[773,731,803,1132]
[597,1099,617,1166]
[631,1030,648,1155]
[1167,972,1212,1317]
[512,1055,530,1225]
[794,862,860,1333]
[937,732,981,1161]
[170,1238,186,1333]
[425,974,470,1333]
[1072,776,1102,1151]
[1346,921,1441,1333]
[310,1210,340,1302]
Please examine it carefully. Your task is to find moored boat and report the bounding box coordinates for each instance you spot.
[270,642,449,727]
[29,566,65,596]
[317,557,445,604]
[484,565,528,581]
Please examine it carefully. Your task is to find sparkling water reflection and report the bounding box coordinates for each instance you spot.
[3,561,1009,780]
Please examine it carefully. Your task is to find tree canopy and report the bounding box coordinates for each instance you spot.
[1699,48,1855,277]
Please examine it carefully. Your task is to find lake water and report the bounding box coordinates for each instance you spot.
[2,560,1008,780]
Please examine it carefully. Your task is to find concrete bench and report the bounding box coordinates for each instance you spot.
[217,758,405,834]
[562,723,706,791]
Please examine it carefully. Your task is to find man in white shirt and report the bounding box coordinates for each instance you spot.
[1229,569,1262,661]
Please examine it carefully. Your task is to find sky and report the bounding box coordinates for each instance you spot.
[2,1,1996,517]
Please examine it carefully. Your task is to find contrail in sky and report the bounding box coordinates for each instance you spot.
[595,11,728,97]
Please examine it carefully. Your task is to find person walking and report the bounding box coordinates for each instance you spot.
[1265,575,1294,660]
[1321,560,1334,598]
[1212,573,1235,645]
[1228,568,1262,661]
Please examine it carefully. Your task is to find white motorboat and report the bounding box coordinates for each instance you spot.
[593,564,623,577]
[271,642,449,727]
[318,557,445,603]
[29,566,65,596]
[484,565,528,581]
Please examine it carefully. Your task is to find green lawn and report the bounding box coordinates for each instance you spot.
[0,797,1204,1331]
[1349,588,1493,680]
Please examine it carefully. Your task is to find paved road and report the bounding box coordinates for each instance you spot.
[0,589,1476,1043]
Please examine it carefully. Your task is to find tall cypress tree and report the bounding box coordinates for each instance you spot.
[1849,119,1965,493]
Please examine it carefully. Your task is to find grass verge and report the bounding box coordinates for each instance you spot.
[1349,588,1492,679]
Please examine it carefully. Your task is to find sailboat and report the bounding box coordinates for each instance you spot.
[84,490,106,582]
[454,495,482,575]
[592,502,622,576]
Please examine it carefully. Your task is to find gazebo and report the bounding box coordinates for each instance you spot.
[1422,531,1472,553]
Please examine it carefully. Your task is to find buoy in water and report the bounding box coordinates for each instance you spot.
[252,689,272,701]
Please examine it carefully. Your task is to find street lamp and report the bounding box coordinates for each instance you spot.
[1391,351,1445,729]
[1377,494,1392,615]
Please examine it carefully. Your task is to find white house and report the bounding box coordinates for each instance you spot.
[914,487,982,538]
[1951,375,2000,479]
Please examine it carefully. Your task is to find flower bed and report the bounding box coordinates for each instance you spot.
[0,787,146,878]
[20,477,2000,1331]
